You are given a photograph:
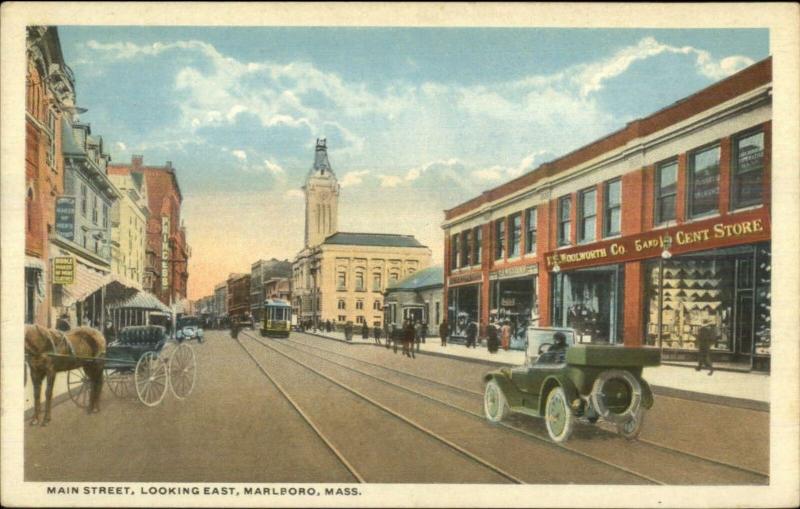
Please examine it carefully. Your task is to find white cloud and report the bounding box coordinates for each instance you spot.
[231,149,247,161]
[339,170,370,188]
[115,141,127,151]
[264,159,285,176]
[379,175,402,188]
[284,189,304,199]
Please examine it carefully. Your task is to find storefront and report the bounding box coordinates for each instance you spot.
[447,271,482,340]
[643,242,771,370]
[544,208,771,370]
[489,264,538,349]
[551,264,624,344]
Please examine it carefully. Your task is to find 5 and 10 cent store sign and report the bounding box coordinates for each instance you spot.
[544,209,770,271]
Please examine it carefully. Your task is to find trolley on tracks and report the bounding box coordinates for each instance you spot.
[67,325,197,408]
[260,299,292,338]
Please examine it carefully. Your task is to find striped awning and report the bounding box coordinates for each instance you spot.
[59,261,141,305]
[109,291,171,313]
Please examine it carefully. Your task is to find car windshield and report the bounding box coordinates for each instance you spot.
[526,327,576,364]
[178,317,200,328]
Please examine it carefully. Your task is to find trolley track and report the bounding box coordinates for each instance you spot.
[245,331,654,484]
[279,333,768,483]
[236,332,521,484]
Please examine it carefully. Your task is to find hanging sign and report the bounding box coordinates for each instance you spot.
[53,256,75,285]
[55,197,76,241]
[161,216,170,290]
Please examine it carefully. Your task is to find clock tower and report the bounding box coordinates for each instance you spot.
[304,138,340,248]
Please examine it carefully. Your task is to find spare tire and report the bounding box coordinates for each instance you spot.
[589,369,642,425]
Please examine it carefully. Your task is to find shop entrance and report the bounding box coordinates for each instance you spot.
[551,264,624,344]
[491,276,537,350]
[448,284,480,341]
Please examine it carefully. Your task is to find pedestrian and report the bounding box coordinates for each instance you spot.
[55,313,71,332]
[466,320,478,348]
[344,321,353,341]
[421,321,428,344]
[361,321,369,340]
[387,323,395,350]
[403,320,416,358]
[373,325,382,345]
[103,320,117,342]
[487,321,500,353]
[414,320,422,352]
[230,319,240,340]
[439,319,449,347]
[501,321,511,351]
[696,318,716,376]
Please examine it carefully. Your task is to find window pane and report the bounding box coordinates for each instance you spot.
[607,208,621,235]
[735,132,764,175]
[525,208,537,253]
[473,226,482,264]
[582,217,596,242]
[580,190,596,243]
[606,180,621,207]
[658,162,677,194]
[733,131,764,208]
[581,190,596,218]
[560,197,571,221]
[690,146,720,217]
[510,214,521,257]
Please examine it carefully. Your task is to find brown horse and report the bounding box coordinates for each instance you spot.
[25,324,106,425]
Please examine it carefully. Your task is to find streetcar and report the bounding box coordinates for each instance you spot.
[261,298,292,337]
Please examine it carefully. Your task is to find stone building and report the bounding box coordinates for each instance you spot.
[384,265,444,332]
[109,155,191,306]
[292,139,432,327]
[108,171,149,285]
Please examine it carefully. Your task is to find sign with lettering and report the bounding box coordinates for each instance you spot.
[161,216,170,290]
[447,270,482,286]
[53,256,75,285]
[55,197,76,241]
[489,263,538,280]
[544,208,770,272]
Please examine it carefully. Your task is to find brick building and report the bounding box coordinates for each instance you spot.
[443,57,772,371]
[109,155,191,307]
[24,26,75,326]
[227,273,251,324]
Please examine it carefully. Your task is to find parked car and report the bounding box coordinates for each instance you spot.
[176,316,204,343]
[483,327,660,443]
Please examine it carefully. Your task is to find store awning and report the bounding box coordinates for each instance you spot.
[59,262,141,305]
[109,291,171,313]
[25,256,46,271]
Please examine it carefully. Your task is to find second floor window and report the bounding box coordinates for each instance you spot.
[373,300,382,311]
[337,271,346,290]
[495,218,505,260]
[509,213,521,257]
[81,185,87,216]
[355,272,365,291]
[338,300,346,310]
[473,226,482,265]
[461,230,471,267]
[92,195,98,225]
[732,130,765,209]
[102,204,108,229]
[655,160,678,225]
[356,300,364,310]
[372,273,381,292]
[451,233,460,270]
[558,195,572,246]
[47,111,56,168]
[688,144,720,218]
[525,207,537,254]
[578,188,596,243]
[604,179,621,237]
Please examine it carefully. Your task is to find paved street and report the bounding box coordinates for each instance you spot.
[26,330,768,484]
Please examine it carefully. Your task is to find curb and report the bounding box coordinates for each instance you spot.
[302,331,769,411]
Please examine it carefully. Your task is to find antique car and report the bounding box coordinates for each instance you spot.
[176,315,204,343]
[483,327,660,443]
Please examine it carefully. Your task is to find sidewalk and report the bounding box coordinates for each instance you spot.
[302,330,770,410]
[24,367,73,418]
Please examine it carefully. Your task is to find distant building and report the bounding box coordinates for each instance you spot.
[250,258,292,322]
[292,139,432,327]
[214,282,228,326]
[264,277,291,302]
[108,171,149,285]
[384,266,444,331]
[227,273,251,323]
[109,155,191,306]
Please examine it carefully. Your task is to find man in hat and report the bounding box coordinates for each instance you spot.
[696,318,716,375]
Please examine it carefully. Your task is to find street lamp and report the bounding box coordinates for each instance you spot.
[656,233,673,350]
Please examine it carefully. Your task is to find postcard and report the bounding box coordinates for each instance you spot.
[2,2,798,507]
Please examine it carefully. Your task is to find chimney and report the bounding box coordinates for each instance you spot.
[166,161,173,170]
[132,154,143,169]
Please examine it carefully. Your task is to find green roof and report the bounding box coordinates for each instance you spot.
[387,266,443,291]
[61,118,86,156]
[323,232,426,248]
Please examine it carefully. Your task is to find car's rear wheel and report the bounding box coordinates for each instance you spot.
[484,379,509,423]
[545,386,575,443]
[616,407,645,440]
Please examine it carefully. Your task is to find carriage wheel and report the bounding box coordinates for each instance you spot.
[168,343,197,400]
[134,352,168,407]
[67,369,92,408]
[106,369,132,398]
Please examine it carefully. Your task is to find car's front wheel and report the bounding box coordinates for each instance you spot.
[484,379,509,423]
[545,386,575,443]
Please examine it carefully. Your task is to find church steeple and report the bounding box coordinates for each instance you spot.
[303,138,339,248]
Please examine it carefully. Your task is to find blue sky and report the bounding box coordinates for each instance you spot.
[57,27,769,298]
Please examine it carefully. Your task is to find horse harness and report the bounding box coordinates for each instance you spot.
[30,324,77,359]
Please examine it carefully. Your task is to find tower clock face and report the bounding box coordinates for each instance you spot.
[319,191,330,201]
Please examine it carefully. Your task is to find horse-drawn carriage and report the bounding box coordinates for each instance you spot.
[67,325,197,408]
